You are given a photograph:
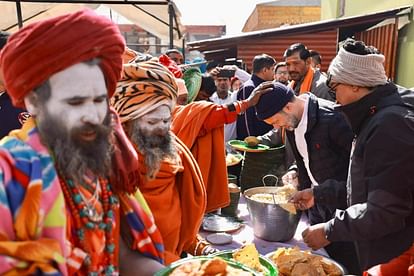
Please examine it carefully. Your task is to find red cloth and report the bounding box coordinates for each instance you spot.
[159,54,183,78]
[109,107,141,195]
[364,243,414,276]
[0,9,125,108]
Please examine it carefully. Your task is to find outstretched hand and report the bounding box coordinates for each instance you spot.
[246,81,274,108]
[289,188,315,210]
[302,223,330,250]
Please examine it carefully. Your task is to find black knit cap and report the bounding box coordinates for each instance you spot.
[255,82,294,120]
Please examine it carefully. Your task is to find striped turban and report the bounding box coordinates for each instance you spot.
[0,9,125,108]
[111,61,178,123]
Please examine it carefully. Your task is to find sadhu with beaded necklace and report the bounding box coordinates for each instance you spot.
[0,9,165,275]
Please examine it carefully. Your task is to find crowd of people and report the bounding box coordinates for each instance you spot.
[0,9,413,276]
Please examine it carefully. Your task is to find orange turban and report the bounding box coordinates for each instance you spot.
[111,61,178,123]
[0,9,125,108]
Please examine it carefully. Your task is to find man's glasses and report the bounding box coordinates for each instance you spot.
[326,73,340,100]
[326,73,340,92]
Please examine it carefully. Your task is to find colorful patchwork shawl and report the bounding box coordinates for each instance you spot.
[0,118,164,275]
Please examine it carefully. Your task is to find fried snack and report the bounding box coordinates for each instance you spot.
[308,255,327,276]
[244,136,259,147]
[232,244,263,272]
[270,247,342,276]
[320,258,342,276]
[291,263,319,276]
[200,258,227,275]
[275,253,307,275]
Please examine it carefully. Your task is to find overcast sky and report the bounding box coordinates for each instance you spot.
[174,0,270,35]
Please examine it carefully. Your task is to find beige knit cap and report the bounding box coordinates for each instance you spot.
[328,47,387,87]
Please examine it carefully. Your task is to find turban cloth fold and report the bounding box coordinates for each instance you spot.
[111,61,178,123]
[158,54,183,78]
[0,9,125,108]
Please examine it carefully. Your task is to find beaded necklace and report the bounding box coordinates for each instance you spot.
[60,176,119,275]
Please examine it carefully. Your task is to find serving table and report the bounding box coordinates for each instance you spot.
[199,195,328,257]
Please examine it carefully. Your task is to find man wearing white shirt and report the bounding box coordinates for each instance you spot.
[254,82,361,275]
[209,71,238,145]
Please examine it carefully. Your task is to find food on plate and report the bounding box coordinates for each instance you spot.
[232,244,263,272]
[290,263,318,276]
[170,257,253,275]
[269,247,342,276]
[226,153,242,166]
[247,185,297,214]
[170,260,202,275]
[244,136,260,147]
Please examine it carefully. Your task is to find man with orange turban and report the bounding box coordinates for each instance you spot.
[111,59,269,263]
[0,9,165,275]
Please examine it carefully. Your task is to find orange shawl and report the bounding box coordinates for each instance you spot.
[136,136,206,264]
[172,101,229,213]
[289,67,315,94]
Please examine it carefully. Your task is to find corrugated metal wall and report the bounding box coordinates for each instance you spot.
[237,29,338,73]
[355,22,397,80]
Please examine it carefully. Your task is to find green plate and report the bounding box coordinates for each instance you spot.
[155,256,262,275]
[213,250,278,276]
[228,140,270,152]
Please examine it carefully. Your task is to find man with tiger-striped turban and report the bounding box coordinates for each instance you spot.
[111,59,270,263]
[112,61,208,264]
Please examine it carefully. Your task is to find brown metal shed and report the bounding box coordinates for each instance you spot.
[187,6,411,80]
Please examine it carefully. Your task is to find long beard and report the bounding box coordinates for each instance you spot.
[37,113,114,184]
[128,123,177,180]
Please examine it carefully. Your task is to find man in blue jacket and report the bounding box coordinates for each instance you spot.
[237,54,276,139]
[254,81,360,274]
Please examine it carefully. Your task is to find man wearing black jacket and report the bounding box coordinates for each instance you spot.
[254,81,360,274]
[0,31,25,139]
[301,39,414,275]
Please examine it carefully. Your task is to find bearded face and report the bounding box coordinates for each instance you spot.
[125,105,177,180]
[27,63,114,184]
[38,109,113,184]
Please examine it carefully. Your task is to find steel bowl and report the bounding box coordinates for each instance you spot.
[244,186,301,242]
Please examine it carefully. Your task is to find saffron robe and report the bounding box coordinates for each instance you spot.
[172,101,233,212]
[137,136,206,264]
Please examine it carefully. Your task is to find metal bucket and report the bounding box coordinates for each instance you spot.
[244,176,301,242]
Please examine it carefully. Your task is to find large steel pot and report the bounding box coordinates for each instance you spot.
[244,186,301,242]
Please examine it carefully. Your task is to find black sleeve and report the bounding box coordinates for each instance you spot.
[313,179,347,209]
[326,111,414,241]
